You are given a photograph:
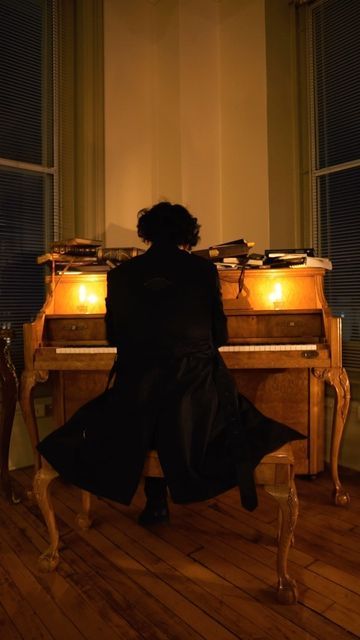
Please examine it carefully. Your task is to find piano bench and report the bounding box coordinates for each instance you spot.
[33,444,299,605]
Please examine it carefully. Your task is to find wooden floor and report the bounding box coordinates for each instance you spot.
[0,467,360,640]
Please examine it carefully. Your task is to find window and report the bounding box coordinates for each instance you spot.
[307,0,360,371]
[0,0,58,373]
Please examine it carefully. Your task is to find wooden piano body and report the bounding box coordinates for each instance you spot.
[20,267,350,505]
[21,273,112,448]
[218,268,350,505]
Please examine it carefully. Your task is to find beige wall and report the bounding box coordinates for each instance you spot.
[218,0,269,248]
[103,0,298,252]
[265,0,300,248]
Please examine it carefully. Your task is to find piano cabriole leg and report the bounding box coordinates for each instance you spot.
[33,461,60,572]
[0,337,19,503]
[19,370,43,471]
[264,478,298,605]
[312,366,351,506]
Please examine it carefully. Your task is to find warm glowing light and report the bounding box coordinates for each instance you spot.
[269,282,283,306]
[47,273,107,314]
[77,285,99,311]
[79,285,87,303]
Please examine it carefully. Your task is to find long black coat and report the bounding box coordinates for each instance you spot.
[38,243,305,510]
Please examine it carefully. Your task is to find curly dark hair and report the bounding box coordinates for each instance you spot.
[137,201,201,247]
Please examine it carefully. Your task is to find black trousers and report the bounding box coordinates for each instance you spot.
[144,476,168,506]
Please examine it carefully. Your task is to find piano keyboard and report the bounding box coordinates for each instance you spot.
[219,344,317,352]
[55,347,117,353]
[55,344,317,354]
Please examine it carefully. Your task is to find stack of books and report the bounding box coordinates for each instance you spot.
[194,239,255,267]
[37,238,145,270]
[265,249,332,270]
[244,249,332,271]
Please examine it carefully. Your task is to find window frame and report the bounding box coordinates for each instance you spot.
[300,0,360,382]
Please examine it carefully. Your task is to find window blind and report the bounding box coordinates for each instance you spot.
[0,0,57,373]
[310,0,360,371]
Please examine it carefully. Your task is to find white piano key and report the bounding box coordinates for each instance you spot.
[55,347,117,354]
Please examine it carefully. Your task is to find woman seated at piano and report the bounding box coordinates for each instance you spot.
[38,201,305,524]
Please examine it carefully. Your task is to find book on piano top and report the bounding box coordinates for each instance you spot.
[50,238,103,255]
[288,255,332,270]
[193,239,254,261]
[265,248,315,258]
[241,249,332,270]
[37,246,145,266]
[215,257,244,270]
[264,254,332,270]
[245,253,267,267]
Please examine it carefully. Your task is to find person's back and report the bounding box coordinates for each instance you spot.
[105,242,227,361]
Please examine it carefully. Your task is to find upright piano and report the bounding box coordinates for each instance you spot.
[20,265,351,505]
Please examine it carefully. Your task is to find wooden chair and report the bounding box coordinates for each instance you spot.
[33,444,299,604]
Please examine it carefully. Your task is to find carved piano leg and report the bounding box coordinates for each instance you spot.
[313,366,351,506]
[76,490,93,530]
[19,370,43,471]
[264,479,299,604]
[0,337,20,503]
[33,461,60,571]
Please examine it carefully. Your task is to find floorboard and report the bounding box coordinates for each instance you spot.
[0,466,359,640]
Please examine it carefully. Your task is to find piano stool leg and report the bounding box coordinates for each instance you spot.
[277,508,295,547]
[263,479,299,604]
[76,491,93,530]
[33,461,60,572]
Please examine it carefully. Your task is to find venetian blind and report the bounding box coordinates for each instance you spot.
[309,0,360,371]
[0,0,57,373]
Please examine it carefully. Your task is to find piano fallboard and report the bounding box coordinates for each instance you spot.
[220,345,330,369]
[43,310,325,346]
[44,314,107,346]
[224,309,324,344]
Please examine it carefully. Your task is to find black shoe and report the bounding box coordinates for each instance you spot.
[138,504,170,526]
